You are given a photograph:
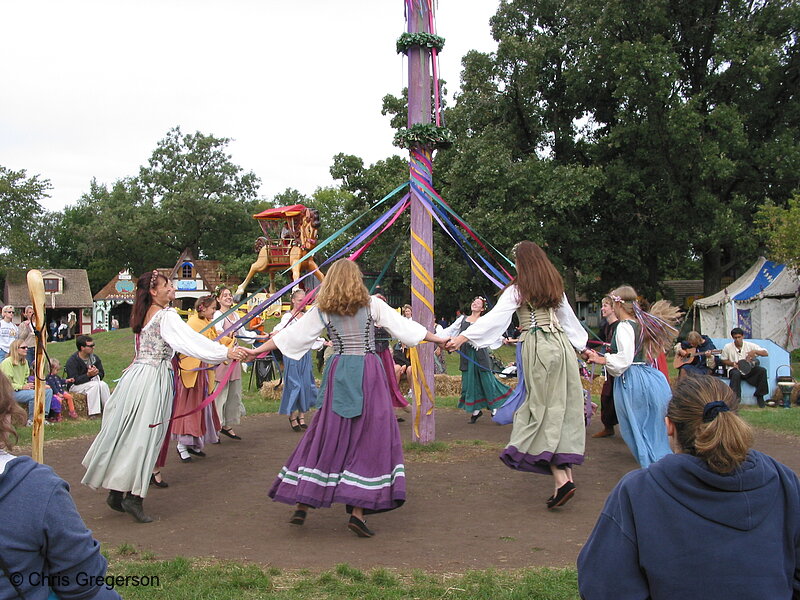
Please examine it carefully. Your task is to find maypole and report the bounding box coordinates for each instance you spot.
[400,0,447,443]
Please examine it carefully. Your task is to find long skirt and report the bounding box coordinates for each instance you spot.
[81,361,173,498]
[613,364,672,468]
[499,329,585,475]
[458,346,511,413]
[268,353,405,513]
[170,375,220,451]
[378,348,408,409]
[278,352,319,415]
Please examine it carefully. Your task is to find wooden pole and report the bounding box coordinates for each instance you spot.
[27,270,47,463]
[407,0,435,443]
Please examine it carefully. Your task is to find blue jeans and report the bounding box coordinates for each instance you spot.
[15,388,53,420]
[26,347,35,368]
[0,349,7,362]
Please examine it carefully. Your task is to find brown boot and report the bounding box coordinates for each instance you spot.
[592,428,615,438]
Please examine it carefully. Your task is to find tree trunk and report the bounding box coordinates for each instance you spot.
[703,247,722,296]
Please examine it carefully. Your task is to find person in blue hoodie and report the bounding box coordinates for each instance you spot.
[0,372,120,599]
[577,375,800,599]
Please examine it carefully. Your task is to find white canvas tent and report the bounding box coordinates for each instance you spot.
[692,257,800,351]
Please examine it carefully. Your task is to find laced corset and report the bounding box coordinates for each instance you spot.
[322,306,377,356]
[516,304,563,335]
[134,310,175,367]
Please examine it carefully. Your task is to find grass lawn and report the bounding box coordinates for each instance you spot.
[102,548,580,599]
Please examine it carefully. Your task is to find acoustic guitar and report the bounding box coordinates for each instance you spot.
[673,347,721,370]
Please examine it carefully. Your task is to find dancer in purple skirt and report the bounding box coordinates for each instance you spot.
[248,260,447,537]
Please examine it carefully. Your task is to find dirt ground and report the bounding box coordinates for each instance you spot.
[28,409,800,572]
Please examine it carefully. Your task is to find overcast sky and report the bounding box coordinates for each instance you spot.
[1,1,499,213]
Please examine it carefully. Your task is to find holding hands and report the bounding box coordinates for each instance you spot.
[445,334,468,352]
[227,346,249,362]
[584,349,605,365]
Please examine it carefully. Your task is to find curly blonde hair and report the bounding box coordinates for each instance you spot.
[316,260,371,316]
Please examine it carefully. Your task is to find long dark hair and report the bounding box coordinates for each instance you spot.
[508,241,563,309]
[131,270,168,334]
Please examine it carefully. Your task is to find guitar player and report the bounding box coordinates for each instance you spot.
[675,331,719,378]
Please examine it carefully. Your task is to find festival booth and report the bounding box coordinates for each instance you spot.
[692,257,800,351]
[691,257,799,404]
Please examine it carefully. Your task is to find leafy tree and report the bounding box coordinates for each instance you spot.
[0,166,51,270]
[45,178,164,291]
[756,194,800,270]
[138,127,261,262]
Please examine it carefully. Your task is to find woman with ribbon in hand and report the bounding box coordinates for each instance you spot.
[248,259,448,537]
[446,241,588,510]
[578,376,800,599]
[584,286,679,468]
[82,271,247,523]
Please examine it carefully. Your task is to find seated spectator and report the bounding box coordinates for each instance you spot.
[578,376,800,599]
[0,305,17,361]
[0,339,52,426]
[674,331,717,378]
[0,371,121,599]
[721,327,769,407]
[65,335,110,417]
[46,358,77,421]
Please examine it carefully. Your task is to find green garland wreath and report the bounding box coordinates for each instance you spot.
[393,123,455,150]
[396,32,445,54]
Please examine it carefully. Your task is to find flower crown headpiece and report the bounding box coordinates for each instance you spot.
[213,284,227,298]
[150,269,160,288]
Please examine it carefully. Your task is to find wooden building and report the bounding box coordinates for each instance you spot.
[3,268,93,337]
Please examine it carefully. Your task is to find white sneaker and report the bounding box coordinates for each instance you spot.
[25,419,32,427]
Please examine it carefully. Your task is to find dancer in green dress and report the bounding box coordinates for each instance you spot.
[442,296,511,423]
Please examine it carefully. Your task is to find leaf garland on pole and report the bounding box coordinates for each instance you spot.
[396,32,445,54]
[393,123,455,150]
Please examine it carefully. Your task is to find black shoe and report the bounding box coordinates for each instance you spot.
[289,509,307,525]
[121,493,154,523]
[547,482,576,509]
[177,448,193,463]
[187,448,206,457]
[106,490,125,513]
[220,428,242,440]
[289,417,302,432]
[469,411,483,424]
[347,515,375,538]
[150,472,169,488]
[756,397,766,408]
[298,416,308,430]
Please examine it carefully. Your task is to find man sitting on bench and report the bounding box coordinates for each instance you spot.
[720,327,769,408]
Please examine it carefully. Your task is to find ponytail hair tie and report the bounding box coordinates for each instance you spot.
[702,400,730,423]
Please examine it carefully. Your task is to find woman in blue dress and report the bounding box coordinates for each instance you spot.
[273,289,321,431]
[585,285,678,468]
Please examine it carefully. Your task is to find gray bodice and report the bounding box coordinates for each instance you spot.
[322,306,377,356]
[134,310,174,367]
